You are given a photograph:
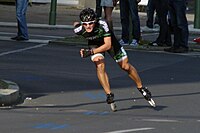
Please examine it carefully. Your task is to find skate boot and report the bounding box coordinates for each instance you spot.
[138,87,156,107]
[106,93,117,112]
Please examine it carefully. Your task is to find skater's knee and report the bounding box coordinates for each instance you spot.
[120,63,130,72]
[96,61,105,72]
[118,58,131,71]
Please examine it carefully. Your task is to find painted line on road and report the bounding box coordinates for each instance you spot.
[104,127,155,133]
[33,123,70,130]
[0,43,48,57]
[84,92,105,100]
[83,111,109,116]
[142,119,179,123]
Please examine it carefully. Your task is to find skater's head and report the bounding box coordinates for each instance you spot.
[79,8,96,32]
[80,8,96,22]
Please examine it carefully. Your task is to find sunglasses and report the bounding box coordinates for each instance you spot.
[81,20,95,26]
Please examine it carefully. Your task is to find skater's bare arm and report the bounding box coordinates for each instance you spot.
[93,36,112,54]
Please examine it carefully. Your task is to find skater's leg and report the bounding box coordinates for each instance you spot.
[117,58,155,107]
[118,58,142,88]
[138,87,152,100]
[93,56,111,95]
[92,55,117,111]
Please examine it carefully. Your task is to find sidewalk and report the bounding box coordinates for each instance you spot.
[0,3,200,46]
[0,3,199,30]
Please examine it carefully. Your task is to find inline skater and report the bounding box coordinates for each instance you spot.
[73,8,155,111]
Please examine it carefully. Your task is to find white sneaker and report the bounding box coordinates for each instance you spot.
[129,39,138,47]
[119,39,129,46]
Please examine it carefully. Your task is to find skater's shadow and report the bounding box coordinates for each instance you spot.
[0,100,106,110]
[117,105,167,112]
[2,91,199,111]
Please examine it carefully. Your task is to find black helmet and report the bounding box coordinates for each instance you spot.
[79,8,96,22]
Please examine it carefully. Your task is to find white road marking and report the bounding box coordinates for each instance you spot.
[142,119,179,123]
[104,127,155,133]
[0,43,48,57]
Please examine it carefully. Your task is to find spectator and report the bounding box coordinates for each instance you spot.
[11,0,29,41]
[164,0,189,53]
[146,0,159,28]
[96,0,102,18]
[148,0,171,47]
[101,0,118,31]
[119,0,141,46]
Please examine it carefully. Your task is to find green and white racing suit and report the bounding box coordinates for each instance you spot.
[74,19,127,62]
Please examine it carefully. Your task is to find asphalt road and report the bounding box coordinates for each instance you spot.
[0,27,200,133]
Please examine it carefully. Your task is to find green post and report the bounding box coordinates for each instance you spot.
[49,0,57,25]
[194,0,200,29]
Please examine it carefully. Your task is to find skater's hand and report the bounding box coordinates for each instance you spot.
[80,48,94,58]
[73,22,80,27]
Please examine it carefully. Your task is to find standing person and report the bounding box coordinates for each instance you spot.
[11,0,29,41]
[164,0,189,53]
[119,0,141,46]
[100,0,118,31]
[146,0,159,29]
[96,0,102,18]
[74,8,155,111]
[148,0,171,46]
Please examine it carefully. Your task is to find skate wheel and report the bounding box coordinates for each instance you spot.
[110,103,117,112]
[148,99,156,107]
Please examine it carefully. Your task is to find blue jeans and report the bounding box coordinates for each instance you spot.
[146,0,159,28]
[154,0,171,44]
[16,0,29,39]
[168,0,188,48]
[120,0,140,42]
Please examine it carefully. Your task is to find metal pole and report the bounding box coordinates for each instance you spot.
[194,0,200,29]
[49,0,57,25]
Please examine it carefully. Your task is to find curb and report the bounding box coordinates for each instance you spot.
[49,36,200,52]
[0,22,200,34]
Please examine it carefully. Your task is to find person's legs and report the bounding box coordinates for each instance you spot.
[173,0,188,48]
[146,0,154,28]
[16,0,29,39]
[117,57,154,105]
[92,56,112,95]
[128,0,141,41]
[154,0,170,44]
[119,0,130,42]
[96,0,102,18]
[117,58,142,89]
[103,6,114,31]
[168,0,179,47]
